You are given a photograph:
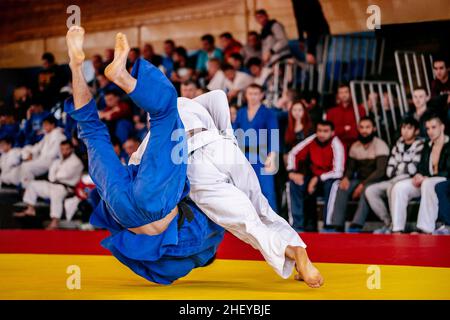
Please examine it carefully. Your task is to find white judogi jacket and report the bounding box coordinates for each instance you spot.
[48,152,84,187]
[21,128,67,164]
[0,148,22,186]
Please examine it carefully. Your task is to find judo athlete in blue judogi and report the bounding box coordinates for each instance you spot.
[65,26,224,285]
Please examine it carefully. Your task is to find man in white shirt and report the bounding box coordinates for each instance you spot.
[15,140,84,230]
[0,137,22,187]
[19,115,67,188]
[222,64,254,101]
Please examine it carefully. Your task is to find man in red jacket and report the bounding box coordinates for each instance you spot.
[326,84,366,151]
[287,120,345,231]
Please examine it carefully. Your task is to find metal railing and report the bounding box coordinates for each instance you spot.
[395,50,435,111]
[350,80,406,145]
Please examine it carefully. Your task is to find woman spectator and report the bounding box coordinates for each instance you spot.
[285,100,313,152]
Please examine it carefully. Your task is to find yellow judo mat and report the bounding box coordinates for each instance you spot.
[1,254,449,300]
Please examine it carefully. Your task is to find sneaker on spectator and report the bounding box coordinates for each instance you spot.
[373,225,392,234]
[346,224,363,233]
[432,225,450,235]
[320,227,339,233]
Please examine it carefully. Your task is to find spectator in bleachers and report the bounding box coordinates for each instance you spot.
[430,57,450,126]
[230,105,238,127]
[329,117,390,232]
[196,34,223,75]
[234,83,279,211]
[228,53,247,73]
[326,83,366,151]
[162,39,176,77]
[171,46,195,90]
[365,117,424,234]
[21,98,50,146]
[142,43,163,67]
[37,52,66,109]
[407,86,430,137]
[205,58,227,91]
[247,57,272,87]
[122,136,140,164]
[291,0,330,65]
[128,47,140,68]
[19,115,66,188]
[15,140,84,230]
[13,86,32,122]
[98,89,133,144]
[94,73,118,110]
[0,137,22,187]
[103,48,114,66]
[219,32,243,60]
[434,180,450,235]
[181,80,198,99]
[390,115,449,233]
[241,31,262,65]
[223,63,254,102]
[91,54,104,76]
[300,91,323,130]
[0,109,20,145]
[284,100,313,152]
[287,120,345,231]
[255,9,291,66]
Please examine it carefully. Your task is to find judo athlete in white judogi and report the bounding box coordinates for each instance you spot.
[0,137,22,187]
[19,115,66,187]
[15,140,84,229]
[131,88,323,286]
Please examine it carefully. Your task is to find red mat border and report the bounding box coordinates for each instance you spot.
[0,230,449,267]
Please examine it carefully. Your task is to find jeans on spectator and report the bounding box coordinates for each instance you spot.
[435,180,450,225]
[365,179,397,226]
[288,177,340,231]
[330,179,372,229]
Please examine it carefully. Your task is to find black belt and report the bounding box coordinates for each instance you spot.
[177,196,195,229]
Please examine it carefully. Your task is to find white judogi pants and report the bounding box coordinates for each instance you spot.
[390,176,446,233]
[20,159,51,188]
[187,136,306,279]
[23,180,69,219]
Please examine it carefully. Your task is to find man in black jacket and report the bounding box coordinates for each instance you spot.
[390,115,450,233]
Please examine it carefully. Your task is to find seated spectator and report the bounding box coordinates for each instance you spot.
[255,9,291,66]
[247,57,272,87]
[223,63,254,102]
[122,136,140,164]
[284,100,313,152]
[162,39,176,77]
[21,98,51,146]
[234,84,278,211]
[326,83,366,151]
[196,34,223,75]
[390,115,449,233]
[329,117,390,232]
[227,53,247,73]
[15,140,84,230]
[434,180,450,235]
[300,91,323,130]
[407,86,430,137]
[287,120,345,231]
[429,57,450,120]
[365,90,400,142]
[99,89,133,144]
[171,46,195,90]
[206,58,227,91]
[103,48,114,66]
[142,43,163,67]
[94,72,119,110]
[20,115,66,187]
[91,54,104,76]
[181,80,199,99]
[13,86,32,122]
[0,137,22,187]
[241,31,262,65]
[230,105,238,127]
[128,47,140,68]
[219,32,243,60]
[37,52,67,109]
[0,108,20,145]
[365,117,424,234]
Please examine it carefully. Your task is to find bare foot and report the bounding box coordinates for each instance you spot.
[13,206,36,218]
[287,246,324,288]
[104,32,130,83]
[66,26,85,66]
